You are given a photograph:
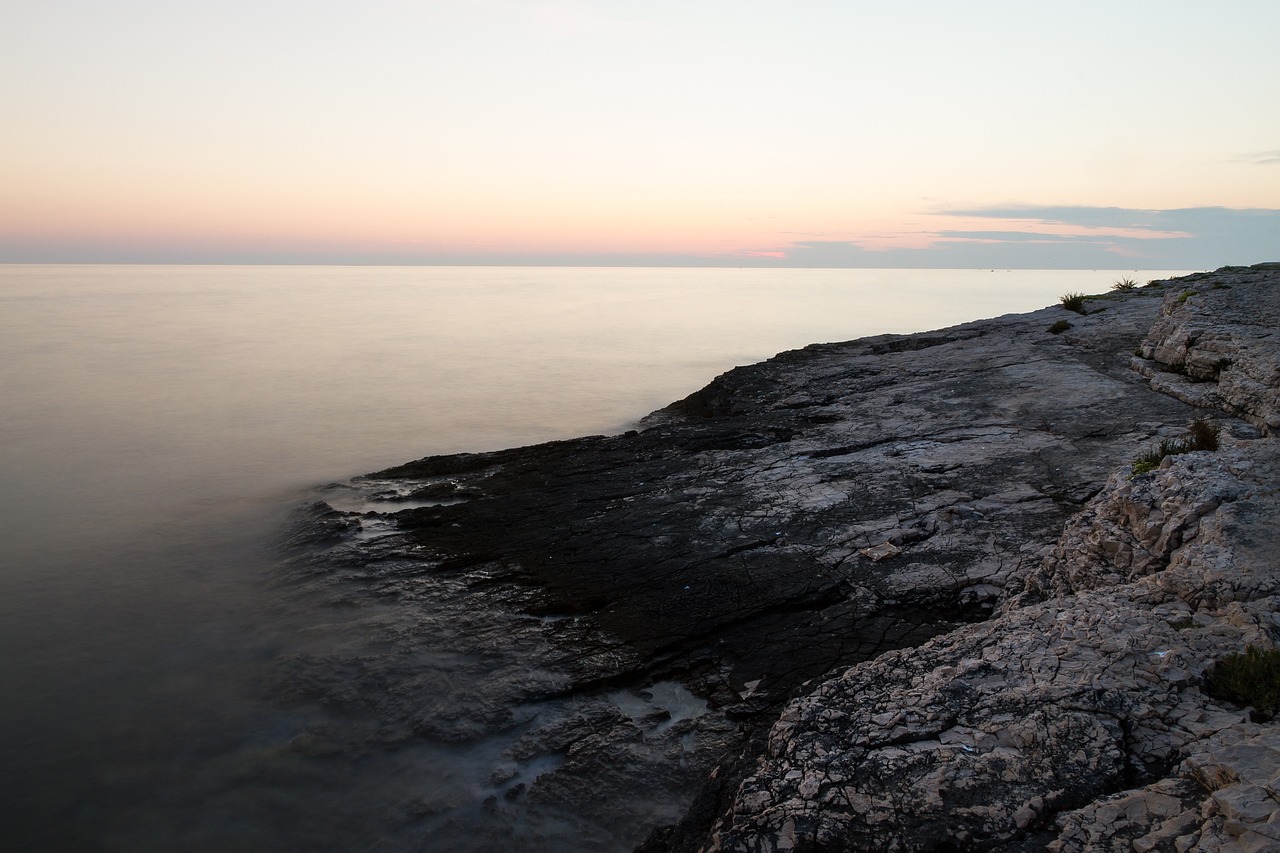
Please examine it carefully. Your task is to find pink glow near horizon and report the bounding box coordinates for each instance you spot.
[2,2,1278,265]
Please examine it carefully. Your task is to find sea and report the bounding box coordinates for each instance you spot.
[0,264,1191,851]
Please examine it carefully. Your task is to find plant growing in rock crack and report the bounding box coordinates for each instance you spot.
[1059,292,1087,314]
[1187,418,1220,450]
[1112,277,1138,291]
[1205,645,1280,721]
[1131,418,1220,476]
[1047,319,1071,334]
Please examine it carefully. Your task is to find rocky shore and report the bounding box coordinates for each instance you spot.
[281,264,1280,851]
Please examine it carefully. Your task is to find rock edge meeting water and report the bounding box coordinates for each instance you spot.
[0,265,1189,850]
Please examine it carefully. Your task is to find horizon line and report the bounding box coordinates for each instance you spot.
[0,260,1210,271]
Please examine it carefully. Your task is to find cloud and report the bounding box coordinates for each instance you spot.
[772,239,1155,269]
[1235,149,1280,166]
[934,231,1109,244]
[937,205,1179,232]
[770,207,1280,269]
[5,203,1274,270]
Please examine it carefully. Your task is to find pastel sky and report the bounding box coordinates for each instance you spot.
[3,0,1278,267]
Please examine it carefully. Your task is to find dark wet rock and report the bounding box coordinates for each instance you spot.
[278,500,361,551]
[352,279,1196,711]
[272,265,1280,852]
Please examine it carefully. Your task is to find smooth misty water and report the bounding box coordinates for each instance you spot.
[0,265,1189,850]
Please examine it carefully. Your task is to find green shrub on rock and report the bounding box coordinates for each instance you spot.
[1131,419,1220,476]
[1187,418,1220,451]
[1205,645,1280,721]
[1059,292,1087,314]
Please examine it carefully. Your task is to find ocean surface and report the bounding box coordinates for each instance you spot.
[0,264,1191,850]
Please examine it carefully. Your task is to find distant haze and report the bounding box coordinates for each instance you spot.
[3,1,1278,268]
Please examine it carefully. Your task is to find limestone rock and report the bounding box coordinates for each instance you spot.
[1137,264,1280,432]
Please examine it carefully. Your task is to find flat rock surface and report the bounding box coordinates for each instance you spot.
[276,265,1280,851]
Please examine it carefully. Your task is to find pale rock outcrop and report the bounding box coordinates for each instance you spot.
[1051,726,1280,853]
[1136,263,1280,433]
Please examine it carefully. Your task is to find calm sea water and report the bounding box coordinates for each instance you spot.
[0,265,1190,850]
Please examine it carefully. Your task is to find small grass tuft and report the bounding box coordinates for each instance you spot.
[1059,292,1087,314]
[1112,277,1138,291]
[1131,419,1220,476]
[1187,418,1220,451]
[1205,645,1280,721]
[1177,289,1198,304]
[1048,319,1072,334]
[1131,447,1167,476]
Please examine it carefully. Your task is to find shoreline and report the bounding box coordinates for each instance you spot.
[281,263,1280,851]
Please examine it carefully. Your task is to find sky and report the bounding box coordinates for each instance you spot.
[2,0,1278,268]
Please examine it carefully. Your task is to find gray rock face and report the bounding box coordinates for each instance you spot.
[698,266,1280,853]
[275,265,1280,852]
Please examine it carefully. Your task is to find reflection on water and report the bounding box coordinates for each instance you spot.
[0,265,1190,849]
